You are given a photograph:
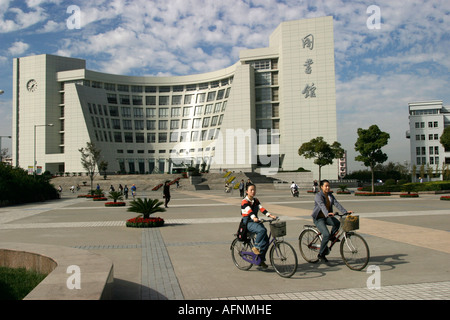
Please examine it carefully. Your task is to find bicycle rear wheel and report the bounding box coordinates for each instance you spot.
[269,241,298,278]
[298,228,321,262]
[231,238,253,271]
[340,233,370,271]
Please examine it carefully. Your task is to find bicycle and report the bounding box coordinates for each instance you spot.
[230,219,298,278]
[298,212,370,271]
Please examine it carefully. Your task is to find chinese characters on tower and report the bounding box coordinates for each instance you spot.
[302,34,316,99]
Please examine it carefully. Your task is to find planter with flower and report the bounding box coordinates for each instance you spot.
[337,184,351,194]
[105,191,126,207]
[126,198,166,228]
[399,184,419,198]
[440,196,450,201]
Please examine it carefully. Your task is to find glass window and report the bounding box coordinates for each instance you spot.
[159,96,170,105]
[173,85,184,92]
[112,119,121,130]
[135,132,144,143]
[133,107,144,117]
[193,118,201,128]
[205,104,213,114]
[134,120,144,130]
[255,72,272,86]
[132,96,143,105]
[183,107,192,117]
[107,93,117,104]
[159,108,169,117]
[196,93,206,103]
[214,102,222,113]
[159,120,168,130]
[145,86,157,93]
[182,119,190,129]
[146,120,156,130]
[147,133,156,143]
[191,131,199,141]
[118,84,129,92]
[184,94,195,105]
[194,106,203,116]
[146,108,156,118]
[217,89,225,100]
[131,85,143,93]
[207,91,216,102]
[159,86,170,92]
[121,107,131,117]
[109,106,119,117]
[114,132,122,142]
[158,133,167,143]
[211,115,218,126]
[172,95,182,105]
[119,95,130,105]
[170,120,180,129]
[124,132,133,143]
[202,117,210,127]
[146,96,156,105]
[171,107,181,117]
[170,131,179,142]
[123,120,132,130]
[256,88,271,102]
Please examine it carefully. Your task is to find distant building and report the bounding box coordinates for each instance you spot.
[407,100,450,180]
[12,16,339,178]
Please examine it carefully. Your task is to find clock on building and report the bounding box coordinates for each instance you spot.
[27,79,37,92]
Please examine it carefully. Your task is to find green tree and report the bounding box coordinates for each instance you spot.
[439,126,450,151]
[298,136,344,182]
[79,142,102,191]
[354,125,390,193]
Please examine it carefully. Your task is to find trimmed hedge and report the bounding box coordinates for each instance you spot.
[360,181,450,193]
[0,163,59,206]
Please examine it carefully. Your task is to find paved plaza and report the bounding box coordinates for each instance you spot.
[0,186,449,301]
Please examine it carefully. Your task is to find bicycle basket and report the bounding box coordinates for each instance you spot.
[270,221,286,237]
[343,215,359,232]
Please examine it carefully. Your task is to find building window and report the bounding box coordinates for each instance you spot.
[147,133,156,143]
[114,132,122,142]
[134,120,144,130]
[207,92,216,102]
[121,107,131,117]
[146,120,156,130]
[158,133,167,143]
[146,96,157,105]
[119,95,130,105]
[146,108,156,118]
[136,133,144,143]
[172,95,182,105]
[171,120,180,129]
[133,107,144,117]
[132,96,143,105]
[159,120,168,130]
[107,93,117,104]
[112,119,121,130]
[124,132,133,143]
[159,96,170,105]
[159,108,169,118]
[171,107,181,117]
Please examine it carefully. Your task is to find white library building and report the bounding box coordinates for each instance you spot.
[12,16,338,177]
[407,100,450,180]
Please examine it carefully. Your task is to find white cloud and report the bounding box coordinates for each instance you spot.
[8,41,29,55]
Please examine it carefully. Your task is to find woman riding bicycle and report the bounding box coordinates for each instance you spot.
[312,180,352,262]
[241,183,277,269]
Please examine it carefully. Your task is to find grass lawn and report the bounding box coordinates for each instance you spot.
[0,267,47,300]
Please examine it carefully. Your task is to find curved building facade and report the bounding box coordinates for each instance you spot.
[12,16,338,178]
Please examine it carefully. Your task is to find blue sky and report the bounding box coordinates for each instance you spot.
[1,0,449,172]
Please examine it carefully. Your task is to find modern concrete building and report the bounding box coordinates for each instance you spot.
[12,16,338,178]
[407,100,450,180]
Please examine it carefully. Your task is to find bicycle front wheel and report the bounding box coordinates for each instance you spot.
[298,228,321,263]
[269,241,298,278]
[231,238,253,271]
[340,233,370,271]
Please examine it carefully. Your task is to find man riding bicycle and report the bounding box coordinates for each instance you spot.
[241,183,277,269]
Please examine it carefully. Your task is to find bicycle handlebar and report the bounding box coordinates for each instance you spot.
[258,218,279,223]
[333,212,353,217]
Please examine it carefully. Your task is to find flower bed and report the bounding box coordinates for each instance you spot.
[152,184,163,191]
[93,197,107,201]
[440,196,450,201]
[354,192,391,196]
[400,193,419,198]
[105,202,126,207]
[126,216,164,228]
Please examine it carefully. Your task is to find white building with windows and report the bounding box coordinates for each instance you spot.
[12,16,338,177]
[407,100,450,180]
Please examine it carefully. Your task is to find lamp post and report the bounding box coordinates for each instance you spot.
[0,90,4,95]
[34,124,53,175]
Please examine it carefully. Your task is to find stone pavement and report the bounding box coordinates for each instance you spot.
[0,187,449,301]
